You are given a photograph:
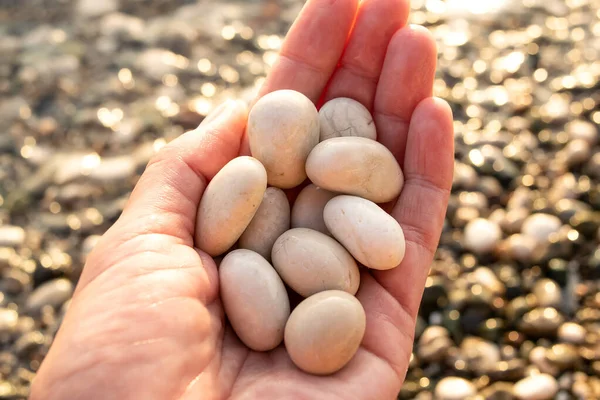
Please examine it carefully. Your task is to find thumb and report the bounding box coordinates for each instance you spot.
[79,99,248,284]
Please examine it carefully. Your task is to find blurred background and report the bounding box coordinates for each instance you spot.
[0,0,599,398]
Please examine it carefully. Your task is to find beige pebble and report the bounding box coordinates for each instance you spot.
[522,213,562,244]
[271,228,360,297]
[247,89,320,189]
[306,136,404,204]
[324,195,405,270]
[284,290,366,375]
[434,376,477,400]
[513,373,559,400]
[195,156,267,256]
[239,187,290,261]
[290,184,337,235]
[219,249,290,351]
[557,322,587,345]
[463,218,502,254]
[318,97,376,142]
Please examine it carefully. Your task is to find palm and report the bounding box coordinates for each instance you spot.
[30,0,454,399]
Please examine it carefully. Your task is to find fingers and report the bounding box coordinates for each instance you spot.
[256,0,359,104]
[322,0,410,109]
[373,97,454,319]
[374,25,438,165]
[113,100,248,244]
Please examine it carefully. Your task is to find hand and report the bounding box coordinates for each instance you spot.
[30,0,454,399]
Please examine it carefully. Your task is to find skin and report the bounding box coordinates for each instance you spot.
[29,0,454,399]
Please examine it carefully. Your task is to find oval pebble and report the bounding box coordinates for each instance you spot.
[284,290,366,375]
[291,184,337,235]
[239,187,290,261]
[557,322,586,345]
[434,377,477,400]
[25,278,74,313]
[0,309,18,334]
[306,137,404,203]
[513,374,559,400]
[247,89,319,189]
[318,97,376,142]
[271,228,360,297]
[464,218,502,254]
[195,156,267,256]
[323,195,405,270]
[219,249,290,351]
[522,213,562,243]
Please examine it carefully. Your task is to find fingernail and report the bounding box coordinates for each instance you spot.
[199,99,236,128]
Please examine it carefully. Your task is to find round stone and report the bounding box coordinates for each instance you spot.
[557,322,586,344]
[434,377,477,400]
[513,374,559,400]
[522,213,562,243]
[464,218,502,254]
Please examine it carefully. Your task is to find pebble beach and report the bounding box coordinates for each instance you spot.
[0,0,599,398]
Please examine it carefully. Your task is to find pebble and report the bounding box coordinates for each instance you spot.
[89,156,136,182]
[0,309,18,335]
[545,343,580,370]
[0,226,25,247]
[463,218,502,254]
[434,377,476,400]
[532,279,562,308]
[100,12,145,41]
[318,97,377,141]
[290,184,337,235]
[513,374,559,400]
[76,0,119,17]
[501,234,542,263]
[418,326,453,363]
[562,139,591,166]
[566,120,598,145]
[557,322,586,344]
[239,187,290,261]
[529,346,559,376]
[25,278,74,314]
[501,208,530,234]
[460,336,500,373]
[519,307,564,337]
[521,214,562,243]
[471,267,505,296]
[453,162,478,189]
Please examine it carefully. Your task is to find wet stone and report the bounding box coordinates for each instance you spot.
[513,374,559,400]
[460,336,500,373]
[479,381,514,400]
[518,307,564,337]
[0,309,18,335]
[545,343,580,370]
[25,278,74,314]
[531,279,562,308]
[418,326,453,363]
[569,211,600,238]
[521,214,562,244]
[14,331,46,358]
[0,226,25,248]
[488,359,526,382]
[434,377,476,400]
[529,346,559,376]
[464,218,502,254]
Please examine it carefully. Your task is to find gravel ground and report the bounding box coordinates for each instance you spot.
[0,0,599,398]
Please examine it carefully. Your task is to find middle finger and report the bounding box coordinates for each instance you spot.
[321,0,410,110]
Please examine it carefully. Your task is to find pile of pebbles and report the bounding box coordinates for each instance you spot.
[0,0,599,398]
